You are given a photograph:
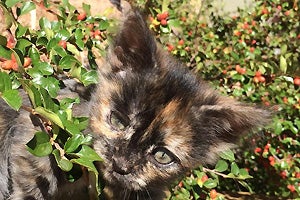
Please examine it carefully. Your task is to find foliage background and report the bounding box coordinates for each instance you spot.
[0,0,299,199]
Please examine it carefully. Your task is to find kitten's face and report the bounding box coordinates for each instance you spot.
[89,7,269,195]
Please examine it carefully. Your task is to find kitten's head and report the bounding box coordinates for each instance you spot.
[89,6,270,195]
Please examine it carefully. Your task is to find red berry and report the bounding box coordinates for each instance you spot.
[236,65,246,74]
[253,76,260,83]
[201,175,208,183]
[87,23,94,30]
[157,12,168,21]
[161,11,169,19]
[178,39,184,46]
[258,76,266,83]
[283,97,288,104]
[280,171,287,179]
[243,22,249,29]
[234,30,242,37]
[157,13,163,21]
[250,47,255,53]
[77,12,86,21]
[23,57,31,68]
[210,189,217,199]
[277,5,282,10]
[295,172,300,179]
[58,40,67,49]
[268,156,275,162]
[1,60,13,70]
[284,10,290,16]
[167,44,174,52]
[255,71,262,77]
[254,147,262,153]
[294,77,300,86]
[287,184,295,192]
[160,19,168,26]
[262,8,269,15]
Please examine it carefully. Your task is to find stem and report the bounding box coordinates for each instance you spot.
[202,167,248,180]
[50,138,65,158]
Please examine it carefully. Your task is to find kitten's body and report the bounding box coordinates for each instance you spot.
[0,2,270,200]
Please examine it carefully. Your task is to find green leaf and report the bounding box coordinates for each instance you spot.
[22,82,42,108]
[5,0,22,8]
[29,47,41,65]
[75,29,84,50]
[71,157,98,174]
[81,70,98,86]
[15,38,32,53]
[219,149,235,162]
[230,162,240,176]
[55,29,71,41]
[33,77,59,98]
[72,145,102,162]
[99,20,109,30]
[34,107,64,128]
[52,149,73,171]
[26,131,53,157]
[64,120,81,135]
[0,35,7,46]
[19,1,36,16]
[0,71,12,92]
[280,55,287,73]
[34,62,54,75]
[16,24,28,37]
[0,45,12,60]
[2,89,22,110]
[64,134,85,153]
[215,160,228,172]
[59,55,81,70]
[203,179,218,189]
[36,36,48,46]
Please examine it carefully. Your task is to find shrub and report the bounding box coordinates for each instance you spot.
[0,0,299,199]
[142,0,300,198]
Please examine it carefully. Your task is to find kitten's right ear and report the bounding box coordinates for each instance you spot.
[107,3,157,72]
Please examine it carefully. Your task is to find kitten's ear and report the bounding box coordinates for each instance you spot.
[200,98,271,140]
[195,97,271,162]
[108,5,157,71]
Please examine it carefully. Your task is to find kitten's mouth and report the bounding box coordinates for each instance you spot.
[102,163,146,191]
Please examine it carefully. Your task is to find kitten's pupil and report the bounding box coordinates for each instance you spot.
[153,148,174,165]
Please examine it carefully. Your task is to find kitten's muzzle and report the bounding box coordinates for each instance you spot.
[112,156,133,175]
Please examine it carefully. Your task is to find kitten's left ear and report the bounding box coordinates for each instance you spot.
[195,98,271,163]
[108,4,157,71]
[195,96,271,142]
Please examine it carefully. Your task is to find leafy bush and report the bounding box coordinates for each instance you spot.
[0,0,299,199]
[141,0,300,199]
[0,0,111,194]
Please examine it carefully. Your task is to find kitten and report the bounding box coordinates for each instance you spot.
[0,1,270,200]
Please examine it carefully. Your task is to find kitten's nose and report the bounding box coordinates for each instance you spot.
[112,157,132,175]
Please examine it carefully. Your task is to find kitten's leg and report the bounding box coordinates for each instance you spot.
[8,122,58,200]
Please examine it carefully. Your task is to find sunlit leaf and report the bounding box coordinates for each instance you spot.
[26,131,52,157]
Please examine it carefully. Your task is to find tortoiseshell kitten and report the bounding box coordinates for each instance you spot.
[0,2,270,200]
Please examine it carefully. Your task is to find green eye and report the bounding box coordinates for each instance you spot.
[153,148,175,165]
[109,111,129,131]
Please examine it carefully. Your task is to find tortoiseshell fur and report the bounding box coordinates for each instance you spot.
[0,2,270,200]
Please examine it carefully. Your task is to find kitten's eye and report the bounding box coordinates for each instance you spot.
[109,111,130,131]
[153,148,175,165]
